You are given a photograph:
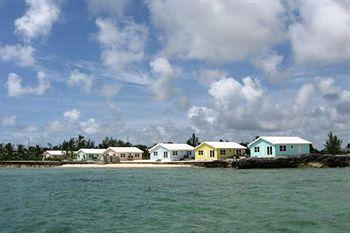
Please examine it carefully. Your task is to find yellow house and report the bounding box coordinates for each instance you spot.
[195,141,247,161]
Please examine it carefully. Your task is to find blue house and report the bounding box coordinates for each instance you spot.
[248,136,312,158]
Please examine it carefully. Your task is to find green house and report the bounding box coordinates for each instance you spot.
[248,136,312,158]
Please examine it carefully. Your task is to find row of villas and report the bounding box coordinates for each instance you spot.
[43,136,312,162]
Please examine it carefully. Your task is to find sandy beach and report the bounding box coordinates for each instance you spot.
[61,163,192,168]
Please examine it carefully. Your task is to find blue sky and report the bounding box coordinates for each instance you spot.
[0,0,349,148]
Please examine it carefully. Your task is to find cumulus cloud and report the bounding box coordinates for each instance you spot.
[80,118,99,134]
[95,18,147,71]
[67,69,92,92]
[147,0,285,62]
[0,44,35,67]
[2,115,17,127]
[188,74,350,147]
[149,57,190,109]
[63,109,81,122]
[7,72,50,97]
[289,0,350,65]
[15,0,60,40]
[252,53,284,81]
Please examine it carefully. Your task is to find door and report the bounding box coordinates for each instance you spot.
[267,146,273,156]
[298,145,302,155]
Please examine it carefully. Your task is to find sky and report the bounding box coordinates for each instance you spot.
[0,0,349,148]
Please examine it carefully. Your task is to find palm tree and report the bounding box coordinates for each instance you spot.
[186,133,200,147]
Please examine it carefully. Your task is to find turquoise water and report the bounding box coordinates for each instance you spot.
[0,168,349,233]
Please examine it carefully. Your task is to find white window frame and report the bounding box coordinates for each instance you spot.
[198,150,203,155]
[254,147,260,152]
[220,149,226,155]
[173,151,178,156]
[164,151,168,158]
[154,151,158,156]
[279,145,286,152]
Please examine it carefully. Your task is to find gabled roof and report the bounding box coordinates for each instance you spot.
[43,150,65,156]
[248,136,312,147]
[196,141,246,149]
[106,147,143,153]
[77,149,106,154]
[149,143,194,152]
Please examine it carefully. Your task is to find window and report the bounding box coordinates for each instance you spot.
[173,151,178,156]
[210,150,215,157]
[121,153,125,157]
[198,150,203,155]
[164,151,168,158]
[187,151,192,156]
[279,145,286,152]
[236,150,241,155]
[291,145,294,149]
[220,149,226,155]
[154,151,158,156]
[135,153,139,157]
[254,147,260,152]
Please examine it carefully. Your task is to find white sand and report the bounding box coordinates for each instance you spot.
[61,163,192,168]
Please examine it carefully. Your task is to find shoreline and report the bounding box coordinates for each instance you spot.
[61,163,192,168]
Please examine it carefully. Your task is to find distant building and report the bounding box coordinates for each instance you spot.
[149,143,194,161]
[248,136,312,158]
[194,141,246,161]
[42,150,65,160]
[76,149,106,161]
[104,147,143,161]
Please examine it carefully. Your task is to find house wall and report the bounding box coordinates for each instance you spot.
[76,152,104,161]
[249,139,275,158]
[104,149,143,161]
[249,139,310,157]
[274,144,310,156]
[150,147,193,161]
[195,144,246,161]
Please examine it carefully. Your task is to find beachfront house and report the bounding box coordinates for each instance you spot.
[103,147,144,161]
[42,150,65,160]
[248,136,312,158]
[194,141,247,161]
[149,143,194,161]
[75,149,106,161]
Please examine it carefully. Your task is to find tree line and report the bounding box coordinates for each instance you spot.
[0,132,348,161]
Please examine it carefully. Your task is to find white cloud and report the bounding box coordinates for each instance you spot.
[47,120,62,132]
[95,18,148,70]
[188,74,350,147]
[252,53,283,81]
[87,0,127,17]
[24,125,38,133]
[289,0,350,65]
[63,109,81,122]
[198,69,227,86]
[148,57,190,109]
[15,0,60,40]
[101,84,121,100]
[7,72,50,97]
[0,44,35,67]
[147,0,285,62]
[80,118,99,134]
[2,115,17,127]
[67,69,92,92]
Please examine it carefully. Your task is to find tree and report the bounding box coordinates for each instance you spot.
[186,133,200,147]
[324,131,342,155]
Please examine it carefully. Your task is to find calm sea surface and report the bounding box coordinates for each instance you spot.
[0,167,349,233]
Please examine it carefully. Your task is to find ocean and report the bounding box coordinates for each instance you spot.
[0,167,349,232]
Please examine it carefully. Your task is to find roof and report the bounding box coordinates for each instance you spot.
[77,149,106,154]
[106,147,143,153]
[43,150,65,156]
[248,136,312,147]
[197,141,246,149]
[149,143,194,151]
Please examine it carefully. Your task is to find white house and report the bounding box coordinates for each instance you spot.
[75,149,106,161]
[42,150,65,160]
[103,147,143,161]
[149,143,194,161]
